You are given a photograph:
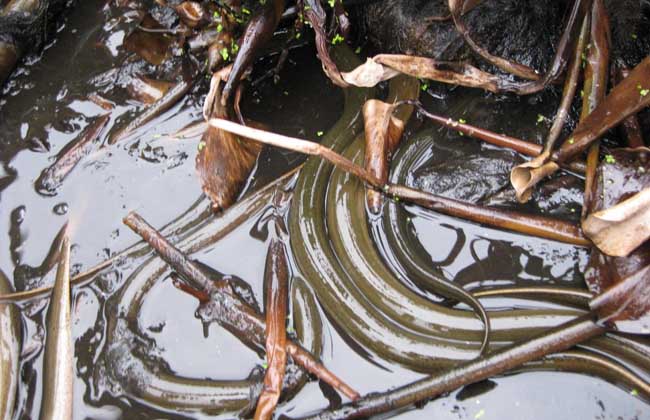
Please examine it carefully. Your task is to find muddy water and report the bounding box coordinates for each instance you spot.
[0,2,649,419]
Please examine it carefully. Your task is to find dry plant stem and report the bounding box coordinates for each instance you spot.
[386,185,589,246]
[122,212,360,401]
[301,315,604,420]
[448,0,539,80]
[581,0,610,217]
[542,14,590,156]
[397,100,586,174]
[254,239,289,420]
[304,0,348,87]
[210,118,589,246]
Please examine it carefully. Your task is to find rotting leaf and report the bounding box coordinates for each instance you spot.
[197,67,262,211]
[254,239,289,420]
[124,15,172,66]
[363,99,405,213]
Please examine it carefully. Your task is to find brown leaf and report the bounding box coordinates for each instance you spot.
[583,187,650,257]
[362,99,405,213]
[341,58,398,87]
[124,15,172,65]
[254,239,289,420]
[196,125,262,211]
[197,67,262,211]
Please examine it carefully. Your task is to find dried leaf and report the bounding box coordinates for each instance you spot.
[254,239,289,420]
[198,68,262,211]
[196,125,262,211]
[40,232,73,420]
[374,55,503,92]
[509,153,559,203]
[0,269,20,420]
[124,15,172,65]
[341,58,398,88]
[583,187,650,257]
[363,99,405,213]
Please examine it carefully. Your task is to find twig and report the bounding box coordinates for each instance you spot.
[209,118,589,246]
[397,100,586,174]
[123,212,360,401]
[299,315,605,420]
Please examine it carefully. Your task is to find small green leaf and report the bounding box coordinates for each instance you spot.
[316,131,324,137]
[331,34,345,45]
[604,154,616,164]
[475,409,485,419]
[536,114,544,123]
[220,47,229,61]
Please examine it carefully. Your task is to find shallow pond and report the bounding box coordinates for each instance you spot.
[0,1,649,419]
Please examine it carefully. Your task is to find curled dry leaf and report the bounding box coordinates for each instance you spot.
[254,239,289,420]
[40,231,73,420]
[124,15,172,66]
[362,76,418,213]
[583,187,650,257]
[509,153,559,203]
[0,269,20,420]
[127,75,174,105]
[584,148,650,333]
[374,55,503,92]
[341,58,398,88]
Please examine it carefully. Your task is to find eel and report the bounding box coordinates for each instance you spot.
[288,45,650,382]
